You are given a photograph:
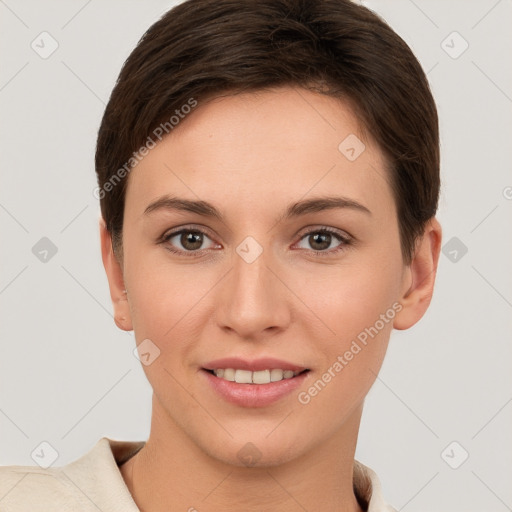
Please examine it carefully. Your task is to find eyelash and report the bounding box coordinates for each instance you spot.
[159,225,352,258]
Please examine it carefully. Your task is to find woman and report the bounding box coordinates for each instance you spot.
[0,0,441,510]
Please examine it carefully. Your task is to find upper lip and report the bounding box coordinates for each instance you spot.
[203,357,308,372]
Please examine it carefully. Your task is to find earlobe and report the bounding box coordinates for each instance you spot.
[99,217,133,332]
[393,218,442,330]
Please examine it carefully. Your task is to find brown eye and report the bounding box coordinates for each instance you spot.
[308,232,332,251]
[295,228,351,255]
[163,228,218,255]
[179,231,204,251]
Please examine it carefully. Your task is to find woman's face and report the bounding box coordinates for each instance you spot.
[113,87,413,466]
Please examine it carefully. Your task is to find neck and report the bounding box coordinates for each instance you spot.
[121,396,366,512]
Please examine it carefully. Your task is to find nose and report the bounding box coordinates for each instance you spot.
[214,240,292,341]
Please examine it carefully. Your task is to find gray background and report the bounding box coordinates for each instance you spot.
[1,0,511,510]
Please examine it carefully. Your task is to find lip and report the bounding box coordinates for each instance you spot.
[203,357,307,373]
[202,368,309,408]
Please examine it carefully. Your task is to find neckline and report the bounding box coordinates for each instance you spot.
[106,438,373,511]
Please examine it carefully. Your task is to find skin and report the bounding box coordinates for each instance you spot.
[100,86,442,512]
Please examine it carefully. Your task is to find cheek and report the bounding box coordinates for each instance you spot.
[302,255,402,339]
[295,270,397,419]
[124,253,217,349]
[125,262,213,401]
[295,254,400,394]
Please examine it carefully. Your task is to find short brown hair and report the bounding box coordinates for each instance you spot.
[95,0,439,264]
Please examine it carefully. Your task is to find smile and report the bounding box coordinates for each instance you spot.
[202,367,310,408]
[209,368,307,384]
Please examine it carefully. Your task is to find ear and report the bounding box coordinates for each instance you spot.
[393,217,442,330]
[99,217,133,331]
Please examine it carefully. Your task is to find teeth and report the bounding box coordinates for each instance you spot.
[235,369,252,384]
[222,368,235,381]
[270,369,283,382]
[253,369,271,384]
[212,368,302,384]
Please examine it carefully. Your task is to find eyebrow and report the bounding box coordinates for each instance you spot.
[143,195,371,222]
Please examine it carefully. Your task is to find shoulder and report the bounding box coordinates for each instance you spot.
[0,437,144,511]
[0,464,86,510]
[354,459,398,512]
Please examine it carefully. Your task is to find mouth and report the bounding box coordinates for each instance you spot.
[203,367,310,384]
[201,357,311,407]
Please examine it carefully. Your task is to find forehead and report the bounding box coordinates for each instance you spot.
[124,87,393,218]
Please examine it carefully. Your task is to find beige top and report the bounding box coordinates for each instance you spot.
[0,437,397,511]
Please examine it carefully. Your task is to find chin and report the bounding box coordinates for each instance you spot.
[201,431,307,469]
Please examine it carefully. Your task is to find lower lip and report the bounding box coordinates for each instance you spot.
[202,369,309,408]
